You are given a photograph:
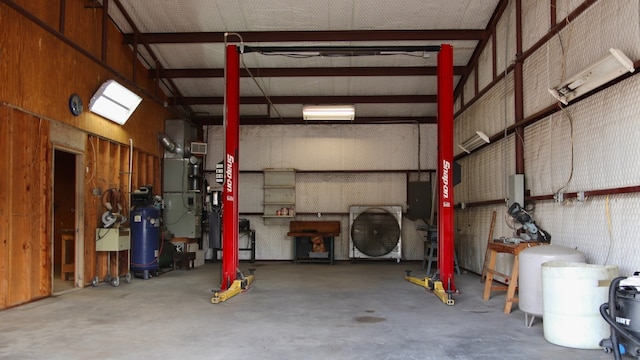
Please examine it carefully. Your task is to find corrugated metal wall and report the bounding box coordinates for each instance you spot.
[204,124,437,260]
[202,0,640,274]
[455,0,640,277]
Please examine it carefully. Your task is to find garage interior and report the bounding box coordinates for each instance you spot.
[1,0,639,359]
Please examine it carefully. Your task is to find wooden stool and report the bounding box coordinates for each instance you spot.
[60,233,75,281]
[482,241,544,313]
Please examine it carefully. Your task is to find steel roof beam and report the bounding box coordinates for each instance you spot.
[174,95,436,105]
[190,116,437,126]
[124,30,486,44]
[151,66,467,79]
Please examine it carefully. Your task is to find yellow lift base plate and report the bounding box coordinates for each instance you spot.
[211,275,255,304]
[405,273,455,306]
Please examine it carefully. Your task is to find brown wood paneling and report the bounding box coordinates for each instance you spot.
[84,136,99,284]
[79,137,161,283]
[12,0,60,31]
[64,0,102,59]
[95,138,110,280]
[154,156,161,194]
[9,111,33,305]
[0,4,21,106]
[0,107,52,307]
[34,117,51,298]
[109,143,122,277]
[146,154,155,187]
[131,151,140,191]
[1,1,169,308]
[6,112,50,305]
[138,152,148,187]
[120,144,131,195]
[2,1,168,156]
[0,107,10,307]
[109,142,121,189]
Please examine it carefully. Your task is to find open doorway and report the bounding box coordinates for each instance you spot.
[53,149,82,294]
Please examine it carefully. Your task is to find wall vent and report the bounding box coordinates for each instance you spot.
[191,142,207,155]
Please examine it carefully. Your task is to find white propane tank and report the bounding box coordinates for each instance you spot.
[519,245,585,325]
[542,261,619,349]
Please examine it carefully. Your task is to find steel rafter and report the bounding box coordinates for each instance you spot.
[173,95,436,106]
[150,66,467,79]
[123,29,486,44]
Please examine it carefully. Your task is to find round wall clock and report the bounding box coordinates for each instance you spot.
[68,94,83,116]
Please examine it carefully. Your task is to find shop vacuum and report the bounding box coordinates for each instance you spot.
[600,272,640,359]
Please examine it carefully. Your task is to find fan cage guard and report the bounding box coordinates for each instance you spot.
[349,206,402,259]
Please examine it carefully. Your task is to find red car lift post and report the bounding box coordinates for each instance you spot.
[437,43,456,294]
[404,44,456,305]
[212,44,253,304]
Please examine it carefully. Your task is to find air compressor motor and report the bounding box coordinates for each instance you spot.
[600,272,640,359]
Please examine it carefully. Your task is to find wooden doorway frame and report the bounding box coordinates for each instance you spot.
[52,145,85,294]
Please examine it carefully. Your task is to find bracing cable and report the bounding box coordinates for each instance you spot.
[224,32,287,124]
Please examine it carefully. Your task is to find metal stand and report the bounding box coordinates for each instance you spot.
[92,227,132,287]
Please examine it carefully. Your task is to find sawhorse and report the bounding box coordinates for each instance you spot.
[483,241,544,313]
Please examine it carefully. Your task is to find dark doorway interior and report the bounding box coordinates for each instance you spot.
[53,150,77,293]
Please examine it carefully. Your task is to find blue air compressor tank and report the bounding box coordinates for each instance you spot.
[130,204,160,279]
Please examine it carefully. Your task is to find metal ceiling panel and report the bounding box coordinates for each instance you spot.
[104,0,503,123]
[115,1,500,32]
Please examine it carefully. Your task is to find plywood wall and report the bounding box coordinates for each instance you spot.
[84,135,160,286]
[0,109,161,310]
[0,1,171,155]
[0,108,52,307]
[0,1,170,309]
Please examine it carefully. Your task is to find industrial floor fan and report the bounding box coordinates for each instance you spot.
[349,205,402,262]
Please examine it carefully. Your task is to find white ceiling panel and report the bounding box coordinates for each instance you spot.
[116,1,499,32]
[105,0,503,124]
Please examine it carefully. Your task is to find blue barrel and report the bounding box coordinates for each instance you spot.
[130,205,160,279]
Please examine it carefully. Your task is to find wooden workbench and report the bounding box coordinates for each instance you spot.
[287,221,340,264]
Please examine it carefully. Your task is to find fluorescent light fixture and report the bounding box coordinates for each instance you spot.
[89,79,142,125]
[458,131,490,154]
[549,48,635,105]
[302,105,355,121]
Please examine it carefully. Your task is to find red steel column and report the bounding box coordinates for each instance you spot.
[437,44,456,292]
[221,44,240,290]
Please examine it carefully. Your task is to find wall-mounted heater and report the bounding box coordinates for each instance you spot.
[549,48,635,105]
[458,131,490,154]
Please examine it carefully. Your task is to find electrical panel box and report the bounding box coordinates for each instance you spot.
[407,181,431,222]
[508,174,524,207]
[163,193,202,238]
[95,227,130,251]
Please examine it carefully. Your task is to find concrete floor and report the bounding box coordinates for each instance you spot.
[0,262,614,360]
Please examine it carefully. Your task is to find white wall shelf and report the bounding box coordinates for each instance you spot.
[263,168,295,221]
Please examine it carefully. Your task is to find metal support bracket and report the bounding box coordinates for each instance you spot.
[405,271,454,306]
[211,273,254,304]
